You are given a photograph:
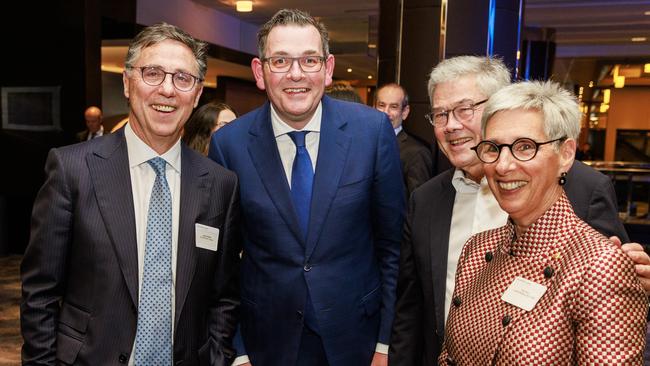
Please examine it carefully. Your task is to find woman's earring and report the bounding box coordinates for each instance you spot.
[558,172,567,186]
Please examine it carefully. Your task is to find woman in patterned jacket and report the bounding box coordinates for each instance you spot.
[440,80,647,365]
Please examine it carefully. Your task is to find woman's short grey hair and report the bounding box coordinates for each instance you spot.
[124,22,208,80]
[257,9,330,58]
[481,80,581,141]
[427,56,511,101]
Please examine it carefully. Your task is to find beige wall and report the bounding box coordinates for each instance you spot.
[604,87,650,161]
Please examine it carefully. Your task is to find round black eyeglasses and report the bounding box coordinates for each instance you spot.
[471,136,566,163]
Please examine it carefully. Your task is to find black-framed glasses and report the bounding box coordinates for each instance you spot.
[135,66,202,91]
[262,56,326,73]
[471,136,567,163]
[425,99,488,128]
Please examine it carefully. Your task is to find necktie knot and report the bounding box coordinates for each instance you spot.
[147,157,167,177]
[288,131,308,148]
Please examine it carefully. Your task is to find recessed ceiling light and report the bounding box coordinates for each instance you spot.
[236,1,253,12]
[644,11,650,16]
[368,44,377,49]
[367,75,373,79]
[631,37,647,42]
[347,68,352,73]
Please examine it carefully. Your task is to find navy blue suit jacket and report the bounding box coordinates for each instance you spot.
[209,96,405,365]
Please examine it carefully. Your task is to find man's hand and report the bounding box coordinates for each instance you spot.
[611,236,650,294]
[370,352,388,366]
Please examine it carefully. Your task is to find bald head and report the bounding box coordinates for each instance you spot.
[84,106,103,133]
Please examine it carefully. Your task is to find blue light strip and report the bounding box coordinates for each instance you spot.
[486,0,496,55]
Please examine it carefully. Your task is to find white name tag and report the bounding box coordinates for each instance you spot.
[195,223,219,251]
[501,276,547,311]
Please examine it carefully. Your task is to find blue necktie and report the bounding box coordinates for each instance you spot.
[134,157,173,365]
[288,131,314,239]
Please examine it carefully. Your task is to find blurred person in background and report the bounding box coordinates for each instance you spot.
[183,102,237,154]
[77,106,104,141]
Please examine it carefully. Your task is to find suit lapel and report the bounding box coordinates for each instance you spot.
[305,97,350,259]
[430,169,455,336]
[87,130,139,307]
[174,145,209,328]
[247,103,304,242]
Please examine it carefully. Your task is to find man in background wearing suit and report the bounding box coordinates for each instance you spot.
[209,9,404,366]
[21,23,241,365]
[76,106,104,141]
[375,83,432,196]
[389,55,650,365]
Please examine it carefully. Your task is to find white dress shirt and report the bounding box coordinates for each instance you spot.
[445,168,507,321]
[271,103,321,185]
[124,122,182,365]
[86,125,104,140]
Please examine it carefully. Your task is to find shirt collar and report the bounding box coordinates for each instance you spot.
[270,102,322,137]
[393,125,403,136]
[124,122,181,173]
[451,168,488,193]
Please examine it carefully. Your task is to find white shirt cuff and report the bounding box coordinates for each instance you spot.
[375,342,389,354]
[232,355,250,365]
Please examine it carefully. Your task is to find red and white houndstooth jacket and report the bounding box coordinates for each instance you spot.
[439,194,647,365]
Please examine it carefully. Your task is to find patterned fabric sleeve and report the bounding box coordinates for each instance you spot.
[573,240,648,364]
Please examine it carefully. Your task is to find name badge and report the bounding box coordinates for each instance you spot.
[501,276,547,311]
[195,223,219,251]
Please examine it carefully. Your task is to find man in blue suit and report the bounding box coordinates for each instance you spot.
[209,8,404,366]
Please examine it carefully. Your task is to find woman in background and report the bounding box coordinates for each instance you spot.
[183,102,237,155]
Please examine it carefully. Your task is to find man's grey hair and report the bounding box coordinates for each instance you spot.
[427,56,511,102]
[481,80,581,141]
[124,22,209,80]
[377,83,409,109]
[257,9,330,58]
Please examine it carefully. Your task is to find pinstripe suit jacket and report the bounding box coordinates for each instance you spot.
[21,129,241,365]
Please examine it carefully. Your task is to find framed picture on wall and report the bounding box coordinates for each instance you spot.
[1,86,61,131]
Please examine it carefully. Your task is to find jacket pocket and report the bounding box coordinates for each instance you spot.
[359,285,381,317]
[56,302,90,364]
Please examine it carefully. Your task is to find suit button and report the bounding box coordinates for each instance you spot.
[118,353,128,364]
[485,251,493,262]
[452,296,461,307]
[303,264,312,272]
[502,315,512,327]
[297,310,304,319]
[446,356,456,365]
[544,266,555,278]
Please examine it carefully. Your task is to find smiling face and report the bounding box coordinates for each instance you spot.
[375,85,410,129]
[123,39,203,154]
[251,24,335,129]
[432,75,486,182]
[483,108,575,228]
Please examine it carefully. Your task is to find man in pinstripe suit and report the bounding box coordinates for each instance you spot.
[20,23,241,365]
